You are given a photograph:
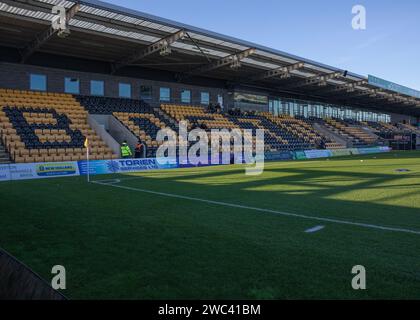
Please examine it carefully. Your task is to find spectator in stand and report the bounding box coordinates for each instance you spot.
[207,103,215,113]
[135,141,144,158]
[200,122,208,130]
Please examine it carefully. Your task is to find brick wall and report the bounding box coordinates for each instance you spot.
[0,62,227,107]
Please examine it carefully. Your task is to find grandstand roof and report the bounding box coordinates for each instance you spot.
[0,0,419,116]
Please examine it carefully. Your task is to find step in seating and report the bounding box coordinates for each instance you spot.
[0,141,11,164]
[113,112,184,158]
[324,118,378,147]
[262,113,328,150]
[78,96,180,157]
[0,89,117,163]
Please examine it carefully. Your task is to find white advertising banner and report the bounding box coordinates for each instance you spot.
[3,161,80,181]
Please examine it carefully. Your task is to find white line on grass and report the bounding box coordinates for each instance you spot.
[92,180,420,236]
[305,225,325,233]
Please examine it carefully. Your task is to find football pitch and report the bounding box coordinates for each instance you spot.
[1,151,420,299]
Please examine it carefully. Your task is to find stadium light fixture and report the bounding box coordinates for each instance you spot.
[285,71,342,89]
[19,2,80,63]
[177,48,256,81]
[111,29,186,74]
[248,62,304,82]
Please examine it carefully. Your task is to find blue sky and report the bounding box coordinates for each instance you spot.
[105,0,420,90]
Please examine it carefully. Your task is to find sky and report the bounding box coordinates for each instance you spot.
[104,0,420,90]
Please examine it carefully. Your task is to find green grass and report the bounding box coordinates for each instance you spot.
[1,151,420,299]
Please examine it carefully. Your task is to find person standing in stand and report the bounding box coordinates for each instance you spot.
[135,141,144,158]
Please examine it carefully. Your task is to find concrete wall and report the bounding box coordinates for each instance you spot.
[108,116,141,155]
[88,115,121,156]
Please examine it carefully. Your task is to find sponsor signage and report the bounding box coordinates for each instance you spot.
[304,149,332,159]
[1,161,80,181]
[264,151,294,161]
[78,157,178,175]
[0,164,11,182]
[294,151,307,160]
[36,162,78,177]
[331,149,352,157]
[368,75,420,99]
[0,148,392,182]
[234,92,268,105]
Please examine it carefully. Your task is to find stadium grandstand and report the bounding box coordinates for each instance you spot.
[0,0,419,165]
[1,0,420,303]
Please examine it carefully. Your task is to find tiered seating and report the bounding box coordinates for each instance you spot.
[77,95,152,114]
[0,140,11,164]
[363,121,398,133]
[161,104,248,153]
[226,114,296,151]
[397,123,419,132]
[0,89,117,163]
[262,113,344,149]
[324,118,378,146]
[161,104,238,130]
[113,112,184,157]
[78,97,180,157]
[162,104,319,152]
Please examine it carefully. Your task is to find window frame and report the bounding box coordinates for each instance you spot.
[90,80,105,96]
[200,91,210,105]
[159,87,171,102]
[119,83,132,99]
[181,89,191,104]
[64,77,80,94]
[30,74,47,92]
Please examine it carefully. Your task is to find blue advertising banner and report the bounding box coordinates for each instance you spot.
[178,153,247,168]
[358,146,391,154]
[78,157,178,175]
[368,75,420,99]
[264,151,294,161]
[304,149,333,159]
[0,164,11,182]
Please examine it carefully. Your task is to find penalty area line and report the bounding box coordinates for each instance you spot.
[92,180,420,236]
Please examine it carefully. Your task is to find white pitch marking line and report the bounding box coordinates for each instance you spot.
[93,178,121,184]
[305,225,325,233]
[92,180,420,236]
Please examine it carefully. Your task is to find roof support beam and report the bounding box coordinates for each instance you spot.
[111,29,186,74]
[249,62,304,81]
[177,48,256,81]
[338,88,379,99]
[319,80,367,94]
[285,71,343,89]
[19,3,80,63]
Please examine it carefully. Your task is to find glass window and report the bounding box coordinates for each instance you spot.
[200,92,210,105]
[119,83,131,98]
[181,90,191,104]
[140,85,152,100]
[64,77,80,94]
[30,74,47,91]
[160,87,171,102]
[90,80,104,96]
[217,94,223,107]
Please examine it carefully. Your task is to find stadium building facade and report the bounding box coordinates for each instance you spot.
[0,0,419,165]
